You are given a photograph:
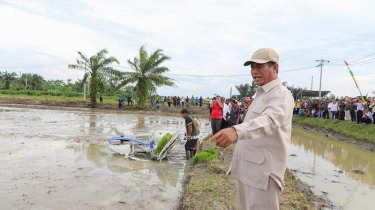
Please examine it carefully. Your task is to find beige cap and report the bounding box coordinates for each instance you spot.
[244,48,279,66]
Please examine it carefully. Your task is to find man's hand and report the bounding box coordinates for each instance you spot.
[209,127,238,148]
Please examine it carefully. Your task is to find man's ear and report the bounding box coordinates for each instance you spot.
[274,63,279,74]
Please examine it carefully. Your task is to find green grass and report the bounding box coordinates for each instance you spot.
[153,133,172,155]
[191,148,218,166]
[293,116,375,143]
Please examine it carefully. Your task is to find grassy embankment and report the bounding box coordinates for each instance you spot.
[0,93,120,105]
[293,116,375,143]
[178,135,312,210]
[0,94,211,117]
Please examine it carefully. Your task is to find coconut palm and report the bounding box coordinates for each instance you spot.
[117,45,176,108]
[248,81,257,97]
[0,71,17,90]
[235,83,250,98]
[68,49,120,107]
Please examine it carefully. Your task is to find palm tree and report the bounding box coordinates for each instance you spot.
[69,49,120,107]
[235,83,250,98]
[0,71,17,90]
[248,81,257,97]
[117,45,176,108]
[27,74,45,90]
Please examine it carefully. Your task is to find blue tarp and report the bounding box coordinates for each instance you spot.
[109,135,151,146]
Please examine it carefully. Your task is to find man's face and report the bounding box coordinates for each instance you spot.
[180,113,187,119]
[250,62,278,86]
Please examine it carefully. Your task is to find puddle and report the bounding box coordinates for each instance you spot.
[288,126,375,209]
[0,106,211,209]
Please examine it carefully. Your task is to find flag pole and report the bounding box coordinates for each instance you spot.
[344,60,366,103]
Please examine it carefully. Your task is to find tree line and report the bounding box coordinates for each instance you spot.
[0,45,176,108]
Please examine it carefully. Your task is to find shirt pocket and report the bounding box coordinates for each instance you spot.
[247,106,265,119]
[241,152,265,183]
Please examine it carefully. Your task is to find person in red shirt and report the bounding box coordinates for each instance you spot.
[210,96,223,135]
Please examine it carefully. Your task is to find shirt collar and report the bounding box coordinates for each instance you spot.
[258,78,281,93]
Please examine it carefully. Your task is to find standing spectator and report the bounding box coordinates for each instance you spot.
[118,96,122,109]
[307,100,313,115]
[127,95,132,106]
[317,100,324,118]
[338,100,346,120]
[199,96,204,107]
[349,99,356,121]
[294,99,301,115]
[228,99,240,126]
[99,95,103,107]
[355,98,365,124]
[327,100,333,118]
[331,101,338,119]
[195,97,199,106]
[173,96,177,107]
[210,96,223,135]
[181,97,184,107]
[344,99,351,121]
[205,97,210,107]
[121,95,126,108]
[177,96,181,107]
[167,96,172,107]
[221,97,230,129]
[323,99,330,119]
[190,95,195,106]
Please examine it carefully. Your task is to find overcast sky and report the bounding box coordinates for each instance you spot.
[0,0,374,98]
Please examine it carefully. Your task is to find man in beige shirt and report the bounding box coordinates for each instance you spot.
[209,48,294,210]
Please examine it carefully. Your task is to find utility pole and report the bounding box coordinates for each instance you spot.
[316,59,330,99]
[311,76,313,91]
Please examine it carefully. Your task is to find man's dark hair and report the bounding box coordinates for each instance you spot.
[267,61,276,67]
[180,109,189,114]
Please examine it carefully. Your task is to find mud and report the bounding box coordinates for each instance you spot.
[0,106,211,210]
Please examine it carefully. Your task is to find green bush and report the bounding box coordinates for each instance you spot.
[153,133,172,155]
[191,148,218,166]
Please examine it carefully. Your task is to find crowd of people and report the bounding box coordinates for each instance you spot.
[156,95,208,108]
[294,96,375,124]
[208,96,253,135]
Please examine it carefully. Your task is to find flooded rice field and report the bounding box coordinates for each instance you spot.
[289,126,375,210]
[0,106,210,210]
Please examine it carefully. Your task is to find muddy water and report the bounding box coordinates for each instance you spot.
[0,107,211,210]
[289,126,375,210]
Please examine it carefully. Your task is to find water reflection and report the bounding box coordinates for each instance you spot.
[66,143,181,187]
[289,126,375,209]
[291,128,375,186]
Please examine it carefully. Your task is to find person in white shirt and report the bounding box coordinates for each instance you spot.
[221,97,230,129]
[327,101,333,118]
[360,108,373,124]
[355,98,365,124]
[331,101,339,119]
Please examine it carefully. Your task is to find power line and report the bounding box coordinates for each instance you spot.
[350,52,375,64]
